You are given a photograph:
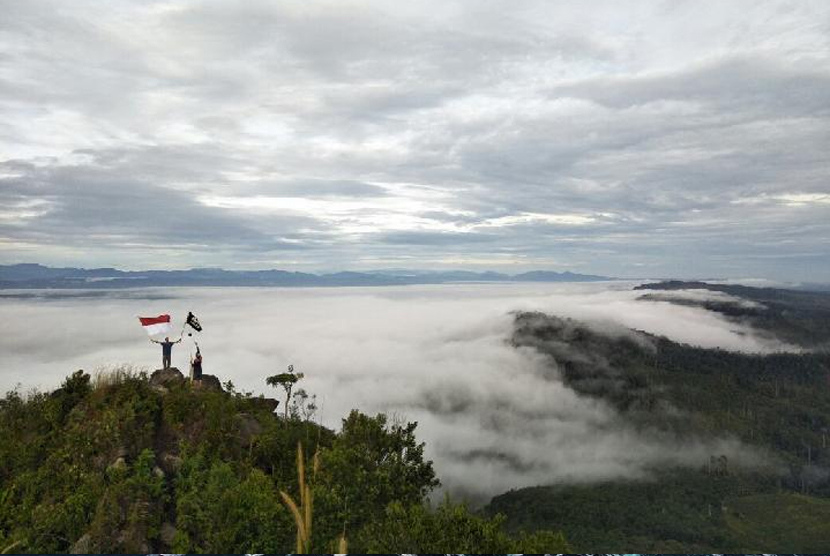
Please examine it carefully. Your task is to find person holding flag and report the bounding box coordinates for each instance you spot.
[138,314,182,369]
[191,346,203,380]
[152,336,182,369]
[139,313,203,370]
[185,312,203,380]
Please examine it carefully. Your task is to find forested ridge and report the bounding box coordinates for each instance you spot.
[0,368,568,553]
[634,280,830,348]
[488,282,830,552]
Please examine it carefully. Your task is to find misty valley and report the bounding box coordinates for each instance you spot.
[2,280,830,552]
[5,1,829,552]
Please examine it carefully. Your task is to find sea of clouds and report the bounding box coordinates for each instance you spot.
[0,282,787,500]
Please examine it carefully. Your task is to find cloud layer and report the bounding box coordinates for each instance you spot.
[0,0,829,279]
[0,283,783,498]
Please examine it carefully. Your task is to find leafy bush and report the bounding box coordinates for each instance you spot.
[0,370,568,553]
[174,452,292,553]
[314,410,439,543]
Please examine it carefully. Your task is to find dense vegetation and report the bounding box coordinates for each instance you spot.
[491,284,830,551]
[0,368,568,553]
[3,280,829,552]
[487,470,830,552]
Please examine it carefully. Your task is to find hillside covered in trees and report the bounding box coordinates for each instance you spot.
[486,282,830,552]
[634,280,830,349]
[0,367,568,553]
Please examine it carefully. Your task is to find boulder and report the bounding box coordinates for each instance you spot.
[160,522,177,548]
[193,373,223,392]
[115,531,149,554]
[108,457,127,472]
[250,396,280,413]
[236,413,264,445]
[70,533,91,554]
[149,367,185,389]
[159,452,183,474]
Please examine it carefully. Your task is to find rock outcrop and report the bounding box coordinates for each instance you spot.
[159,452,183,474]
[69,533,91,554]
[148,367,185,390]
[160,522,177,548]
[249,396,280,413]
[235,412,264,446]
[192,373,223,392]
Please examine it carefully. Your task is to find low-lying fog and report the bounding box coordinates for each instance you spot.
[1,282,786,501]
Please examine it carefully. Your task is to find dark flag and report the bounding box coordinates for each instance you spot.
[185,311,202,332]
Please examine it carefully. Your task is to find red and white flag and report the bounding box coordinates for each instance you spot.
[138,314,173,336]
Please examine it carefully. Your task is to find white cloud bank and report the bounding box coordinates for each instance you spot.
[0,282,782,499]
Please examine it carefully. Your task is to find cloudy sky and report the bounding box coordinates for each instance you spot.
[1,0,829,280]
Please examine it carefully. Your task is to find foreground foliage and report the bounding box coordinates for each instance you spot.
[0,369,568,553]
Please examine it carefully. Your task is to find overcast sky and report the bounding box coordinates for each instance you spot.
[1,0,829,280]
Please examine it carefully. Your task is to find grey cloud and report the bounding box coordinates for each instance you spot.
[235,179,390,198]
[166,1,614,80]
[0,158,319,252]
[0,0,828,279]
[552,56,830,116]
[376,230,498,246]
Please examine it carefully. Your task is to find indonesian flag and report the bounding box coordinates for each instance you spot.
[138,314,173,336]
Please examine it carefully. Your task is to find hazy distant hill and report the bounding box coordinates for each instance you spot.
[484,283,830,552]
[634,280,830,349]
[0,263,611,289]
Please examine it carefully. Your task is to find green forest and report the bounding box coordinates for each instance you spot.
[0,367,568,553]
[490,283,830,552]
[2,281,830,552]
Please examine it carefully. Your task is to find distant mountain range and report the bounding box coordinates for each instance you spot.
[0,263,613,289]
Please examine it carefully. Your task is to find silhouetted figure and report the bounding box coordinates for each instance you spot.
[191,348,203,380]
[151,336,181,369]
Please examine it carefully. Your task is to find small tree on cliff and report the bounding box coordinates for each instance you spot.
[266,365,304,419]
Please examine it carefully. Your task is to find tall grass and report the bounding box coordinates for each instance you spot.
[280,442,348,554]
[1,540,23,554]
[91,365,148,390]
[279,442,317,553]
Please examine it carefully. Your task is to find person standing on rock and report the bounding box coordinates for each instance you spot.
[151,336,181,369]
[191,347,203,380]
